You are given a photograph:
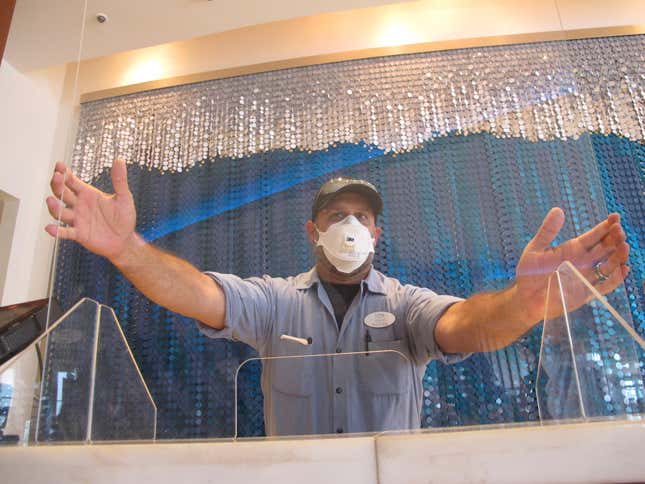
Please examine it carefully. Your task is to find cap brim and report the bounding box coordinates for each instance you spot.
[314,183,383,218]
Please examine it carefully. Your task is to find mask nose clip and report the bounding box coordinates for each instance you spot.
[342,215,361,225]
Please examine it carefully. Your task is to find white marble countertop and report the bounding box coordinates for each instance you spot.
[1,419,644,483]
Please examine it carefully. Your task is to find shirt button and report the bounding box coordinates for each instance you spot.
[335,348,342,353]
[336,387,343,394]
[336,428,344,434]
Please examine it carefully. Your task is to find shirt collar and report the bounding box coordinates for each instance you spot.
[294,267,320,290]
[295,266,387,295]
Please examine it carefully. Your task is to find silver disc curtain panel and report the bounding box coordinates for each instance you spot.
[53,34,644,439]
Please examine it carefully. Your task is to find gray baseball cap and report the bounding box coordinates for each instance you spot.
[311,177,383,220]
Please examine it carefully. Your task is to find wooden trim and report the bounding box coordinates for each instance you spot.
[81,25,645,103]
[0,0,16,64]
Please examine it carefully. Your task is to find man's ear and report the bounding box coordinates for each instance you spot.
[373,226,383,245]
[305,220,317,244]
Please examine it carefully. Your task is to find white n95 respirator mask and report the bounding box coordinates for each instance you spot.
[316,215,375,274]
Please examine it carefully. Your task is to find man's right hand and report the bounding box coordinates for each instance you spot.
[46,159,137,264]
[46,159,226,329]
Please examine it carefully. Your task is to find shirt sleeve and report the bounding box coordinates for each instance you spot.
[195,272,273,351]
[404,285,471,365]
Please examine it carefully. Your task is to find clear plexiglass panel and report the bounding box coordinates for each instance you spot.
[235,345,413,438]
[0,298,156,445]
[537,261,645,421]
[90,305,157,441]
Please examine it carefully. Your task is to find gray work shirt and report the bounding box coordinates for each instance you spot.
[199,267,468,436]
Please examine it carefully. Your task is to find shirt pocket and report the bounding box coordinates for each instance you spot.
[357,339,411,395]
[269,343,315,397]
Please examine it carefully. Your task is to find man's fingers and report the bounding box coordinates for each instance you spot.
[44,224,76,240]
[46,197,74,225]
[606,241,630,267]
[588,239,629,273]
[587,242,629,286]
[50,172,79,205]
[54,161,69,175]
[62,166,86,193]
[527,207,565,251]
[578,213,621,251]
[584,225,626,265]
[51,161,86,194]
[110,159,131,197]
[586,242,612,267]
[592,262,629,295]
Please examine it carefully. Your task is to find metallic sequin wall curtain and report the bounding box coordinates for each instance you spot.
[55,35,644,438]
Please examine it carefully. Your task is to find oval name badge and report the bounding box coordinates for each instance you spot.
[364,311,396,329]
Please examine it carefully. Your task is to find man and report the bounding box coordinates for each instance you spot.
[46,160,630,435]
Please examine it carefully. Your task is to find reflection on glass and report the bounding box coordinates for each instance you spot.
[36,299,98,442]
[537,261,645,421]
[90,306,156,441]
[0,298,156,445]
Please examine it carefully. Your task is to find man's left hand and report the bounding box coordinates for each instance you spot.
[515,208,630,324]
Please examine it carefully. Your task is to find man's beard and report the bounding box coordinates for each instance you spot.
[314,246,374,280]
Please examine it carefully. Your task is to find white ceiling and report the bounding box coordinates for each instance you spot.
[5,0,410,71]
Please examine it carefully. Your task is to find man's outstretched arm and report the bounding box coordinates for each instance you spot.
[434,208,630,353]
[46,160,226,329]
